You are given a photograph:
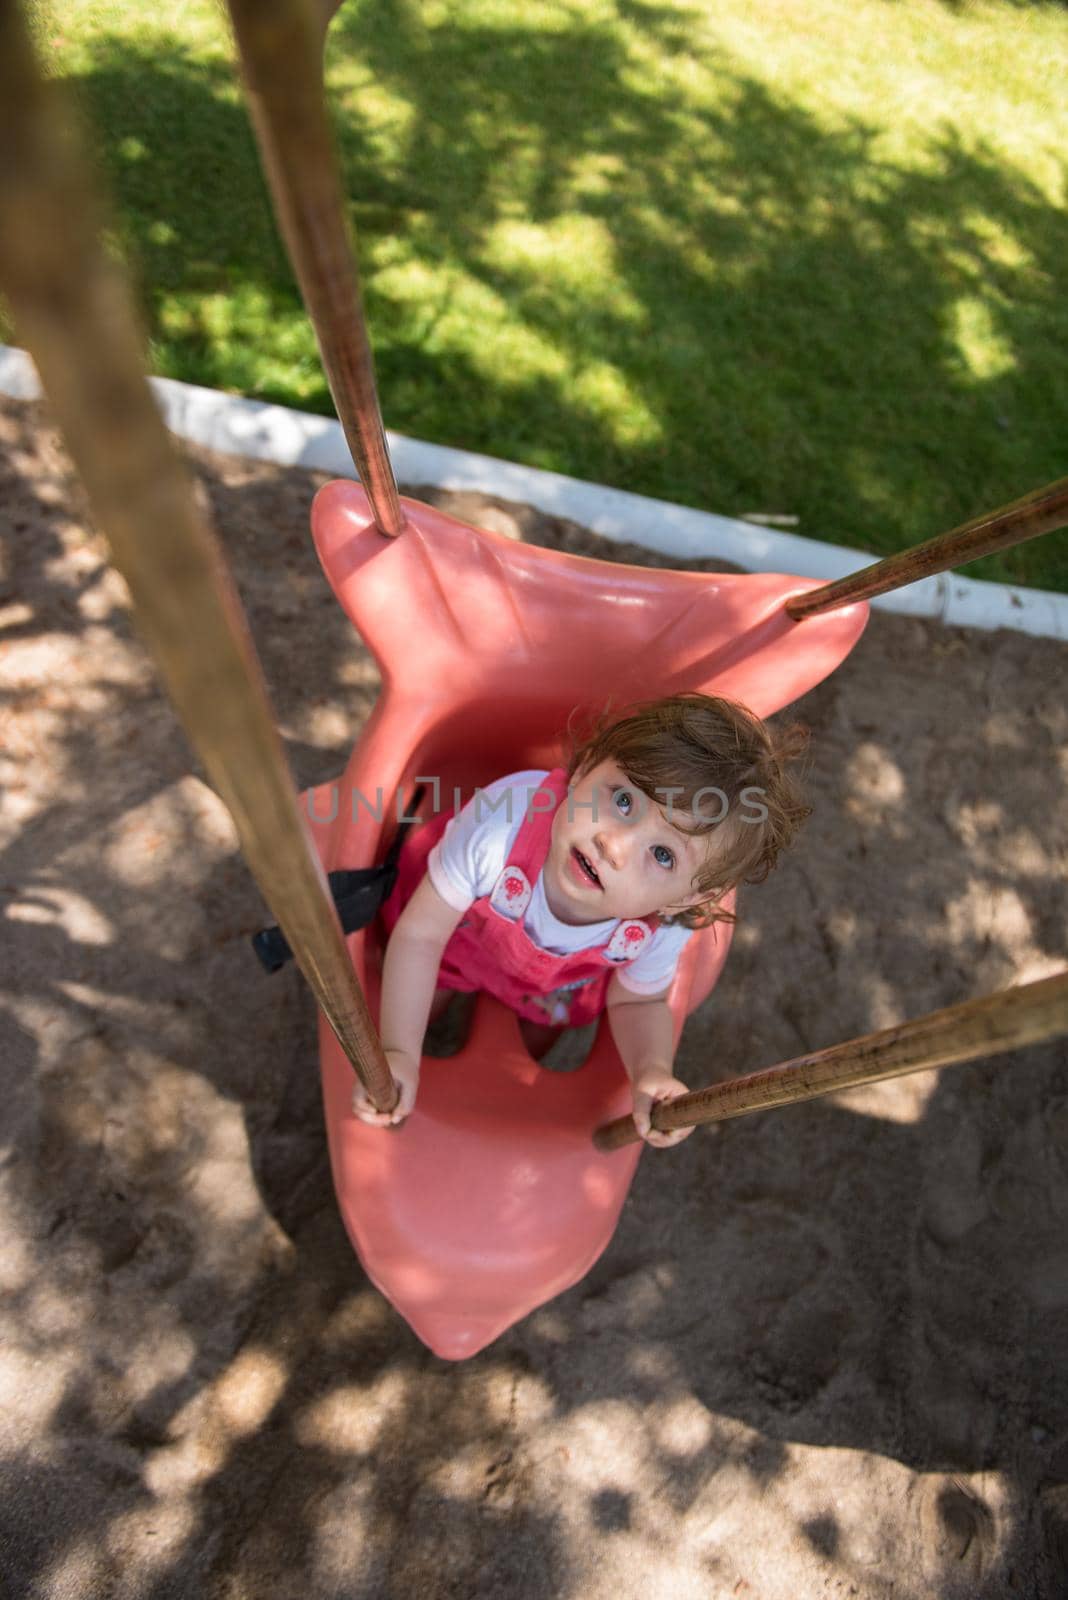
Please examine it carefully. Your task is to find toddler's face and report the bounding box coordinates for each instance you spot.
[543,759,719,926]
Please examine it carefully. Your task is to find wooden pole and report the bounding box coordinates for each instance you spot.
[225,0,405,538]
[594,969,1068,1152]
[0,2,397,1114]
[784,477,1068,621]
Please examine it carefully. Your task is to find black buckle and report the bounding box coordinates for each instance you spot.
[251,788,424,974]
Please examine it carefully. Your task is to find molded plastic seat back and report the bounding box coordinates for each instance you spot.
[307,482,868,1358]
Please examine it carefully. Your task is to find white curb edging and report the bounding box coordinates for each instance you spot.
[3,344,1065,642]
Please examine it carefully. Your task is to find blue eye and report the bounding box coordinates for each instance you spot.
[613,787,633,816]
[652,844,675,869]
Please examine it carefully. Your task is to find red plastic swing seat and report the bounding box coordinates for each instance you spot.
[306,481,868,1359]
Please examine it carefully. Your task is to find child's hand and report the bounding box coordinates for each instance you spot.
[631,1066,695,1149]
[351,1049,420,1128]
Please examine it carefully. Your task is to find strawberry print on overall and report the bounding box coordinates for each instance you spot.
[488,865,532,921]
[605,920,652,962]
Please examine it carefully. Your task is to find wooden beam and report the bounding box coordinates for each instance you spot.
[784,478,1068,620]
[0,1,397,1114]
[226,0,405,537]
[594,969,1068,1151]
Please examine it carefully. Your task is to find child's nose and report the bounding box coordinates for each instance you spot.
[594,825,628,871]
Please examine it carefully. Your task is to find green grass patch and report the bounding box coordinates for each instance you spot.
[16,0,1068,591]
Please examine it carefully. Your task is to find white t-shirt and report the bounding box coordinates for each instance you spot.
[427,769,693,996]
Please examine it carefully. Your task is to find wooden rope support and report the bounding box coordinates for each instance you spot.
[785,477,1068,620]
[225,0,405,538]
[0,2,397,1114]
[594,969,1068,1151]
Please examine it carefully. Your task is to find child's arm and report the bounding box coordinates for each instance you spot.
[351,874,466,1127]
[605,973,695,1148]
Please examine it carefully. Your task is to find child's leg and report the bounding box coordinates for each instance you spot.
[429,995,564,1059]
[428,987,454,1023]
[518,1016,565,1061]
[424,987,477,1058]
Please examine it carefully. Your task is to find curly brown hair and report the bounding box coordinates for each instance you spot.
[567,694,811,928]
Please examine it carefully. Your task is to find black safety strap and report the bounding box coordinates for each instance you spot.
[251,789,424,975]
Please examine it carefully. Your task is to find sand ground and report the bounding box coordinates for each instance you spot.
[2,392,1067,1599]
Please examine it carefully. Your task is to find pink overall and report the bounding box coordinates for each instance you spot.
[382,768,658,1027]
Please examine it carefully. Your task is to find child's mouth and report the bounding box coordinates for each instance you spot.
[570,847,602,889]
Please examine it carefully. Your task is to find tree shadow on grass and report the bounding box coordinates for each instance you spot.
[42,6,1068,590]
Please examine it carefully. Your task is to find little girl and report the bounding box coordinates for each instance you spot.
[353,694,809,1146]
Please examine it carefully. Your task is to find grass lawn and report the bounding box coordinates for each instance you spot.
[18,0,1068,591]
